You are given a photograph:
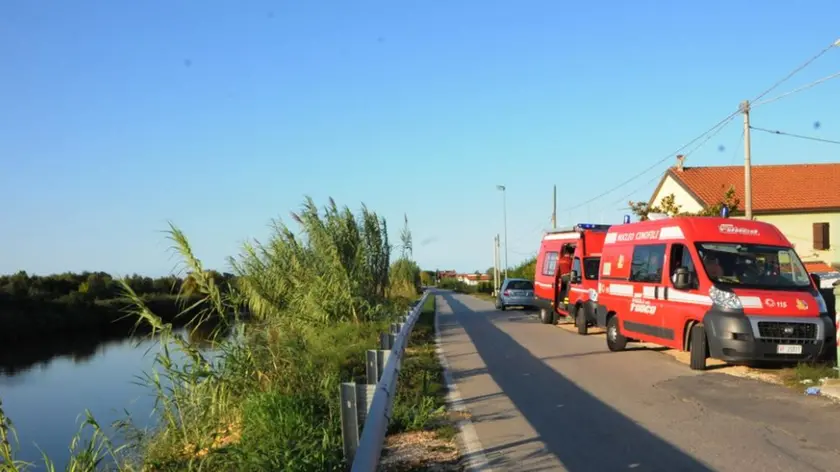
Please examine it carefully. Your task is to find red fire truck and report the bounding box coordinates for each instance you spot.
[594,216,833,370]
[534,223,611,334]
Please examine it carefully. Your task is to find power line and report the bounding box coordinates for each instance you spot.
[752,71,840,108]
[559,38,839,212]
[750,38,839,103]
[562,112,739,212]
[750,126,840,145]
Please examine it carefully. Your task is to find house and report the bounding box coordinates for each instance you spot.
[456,273,493,286]
[648,158,840,268]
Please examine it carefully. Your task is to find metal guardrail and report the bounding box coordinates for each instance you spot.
[339,290,432,471]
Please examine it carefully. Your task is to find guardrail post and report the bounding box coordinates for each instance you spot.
[356,383,376,431]
[377,349,391,378]
[379,332,391,350]
[340,382,360,463]
[365,350,379,384]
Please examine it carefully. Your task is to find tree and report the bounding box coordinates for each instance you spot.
[629,186,740,221]
[420,270,435,286]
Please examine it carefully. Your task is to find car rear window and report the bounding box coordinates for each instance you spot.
[507,280,533,290]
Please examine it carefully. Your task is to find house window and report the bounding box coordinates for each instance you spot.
[813,222,830,250]
[541,251,559,276]
[629,244,667,283]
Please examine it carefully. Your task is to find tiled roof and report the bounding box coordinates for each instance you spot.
[667,163,840,212]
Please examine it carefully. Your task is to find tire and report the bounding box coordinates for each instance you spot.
[606,315,627,352]
[500,304,506,311]
[689,323,709,371]
[576,306,588,335]
[540,308,554,325]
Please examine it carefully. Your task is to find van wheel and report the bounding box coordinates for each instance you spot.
[606,315,627,352]
[689,324,709,371]
[500,304,506,311]
[540,308,554,324]
[576,306,588,335]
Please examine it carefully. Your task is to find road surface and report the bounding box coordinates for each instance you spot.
[436,291,840,472]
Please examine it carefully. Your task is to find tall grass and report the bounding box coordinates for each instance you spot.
[0,196,425,472]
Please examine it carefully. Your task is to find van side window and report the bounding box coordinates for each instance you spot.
[669,244,698,289]
[572,257,582,280]
[583,257,600,280]
[541,251,559,276]
[629,244,666,283]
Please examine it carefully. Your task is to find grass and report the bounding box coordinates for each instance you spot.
[778,362,839,392]
[382,294,465,470]
[390,295,448,435]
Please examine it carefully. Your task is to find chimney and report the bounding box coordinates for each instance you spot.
[675,154,686,172]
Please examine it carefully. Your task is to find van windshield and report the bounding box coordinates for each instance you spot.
[583,257,600,280]
[695,243,811,289]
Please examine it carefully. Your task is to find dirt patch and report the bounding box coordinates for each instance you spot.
[553,321,785,384]
[379,430,463,471]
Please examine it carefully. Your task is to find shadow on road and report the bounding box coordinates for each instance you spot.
[443,293,713,471]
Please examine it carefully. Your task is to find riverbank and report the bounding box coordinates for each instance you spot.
[0,197,434,471]
[0,294,205,343]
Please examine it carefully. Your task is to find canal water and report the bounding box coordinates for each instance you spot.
[0,328,223,469]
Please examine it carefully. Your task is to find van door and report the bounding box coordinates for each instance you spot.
[663,243,705,349]
[624,243,669,343]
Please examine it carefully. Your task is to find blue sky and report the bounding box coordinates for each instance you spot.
[1,1,838,276]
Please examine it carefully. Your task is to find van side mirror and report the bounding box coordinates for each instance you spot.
[673,267,692,290]
[570,270,580,284]
[811,273,821,288]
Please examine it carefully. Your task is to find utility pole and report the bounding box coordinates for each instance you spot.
[552,185,557,229]
[493,235,500,294]
[496,185,509,278]
[742,100,753,220]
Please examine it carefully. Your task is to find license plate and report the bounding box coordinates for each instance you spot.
[777,344,803,355]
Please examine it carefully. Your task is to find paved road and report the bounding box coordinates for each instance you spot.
[436,291,840,472]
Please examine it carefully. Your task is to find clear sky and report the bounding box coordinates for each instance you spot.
[1,1,838,276]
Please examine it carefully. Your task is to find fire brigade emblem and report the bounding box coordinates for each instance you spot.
[796,299,808,311]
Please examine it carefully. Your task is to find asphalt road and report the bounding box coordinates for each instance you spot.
[436,291,840,472]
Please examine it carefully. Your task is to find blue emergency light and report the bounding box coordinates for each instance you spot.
[721,205,730,218]
[623,215,631,224]
[576,223,612,231]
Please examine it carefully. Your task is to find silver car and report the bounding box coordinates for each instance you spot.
[495,278,536,311]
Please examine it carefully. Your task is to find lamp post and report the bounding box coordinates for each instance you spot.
[496,185,508,279]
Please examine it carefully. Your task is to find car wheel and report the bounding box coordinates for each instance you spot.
[540,308,554,325]
[689,323,709,371]
[606,315,627,352]
[576,306,588,335]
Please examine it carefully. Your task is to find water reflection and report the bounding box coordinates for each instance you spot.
[0,322,230,469]
[0,323,228,377]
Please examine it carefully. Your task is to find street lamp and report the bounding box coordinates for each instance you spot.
[496,185,508,279]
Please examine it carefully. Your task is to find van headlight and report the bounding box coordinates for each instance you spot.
[709,286,742,310]
[815,292,828,314]
[588,288,598,302]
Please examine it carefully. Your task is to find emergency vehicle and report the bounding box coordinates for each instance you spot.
[594,215,834,370]
[533,223,611,334]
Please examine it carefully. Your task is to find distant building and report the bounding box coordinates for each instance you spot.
[456,273,492,286]
[437,270,458,280]
[648,160,840,269]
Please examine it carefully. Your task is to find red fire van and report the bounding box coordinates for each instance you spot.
[534,224,611,333]
[594,216,834,370]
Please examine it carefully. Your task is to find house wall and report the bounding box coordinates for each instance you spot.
[650,175,706,213]
[753,212,840,266]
